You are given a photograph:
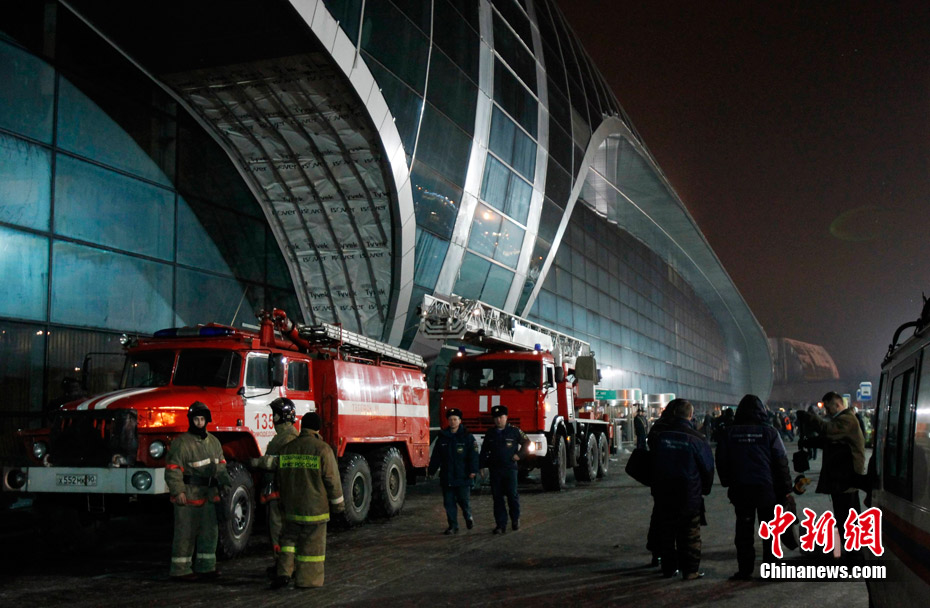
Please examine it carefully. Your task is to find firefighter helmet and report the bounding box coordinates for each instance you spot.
[269,397,297,424]
[187,401,212,424]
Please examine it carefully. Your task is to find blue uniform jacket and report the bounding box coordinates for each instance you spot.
[716,400,792,506]
[479,424,528,472]
[648,417,714,512]
[428,425,479,487]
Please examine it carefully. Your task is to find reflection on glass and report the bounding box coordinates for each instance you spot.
[0,134,51,231]
[0,227,48,321]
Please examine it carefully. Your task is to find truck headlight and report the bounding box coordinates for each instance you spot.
[32,441,48,460]
[131,471,153,491]
[148,440,166,459]
[527,442,537,453]
[6,469,26,490]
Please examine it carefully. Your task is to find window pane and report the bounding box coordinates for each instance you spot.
[468,204,502,259]
[366,58,423,154]
[481,262,513,309]
[361,2,429,94]
[55,154,175,260]
[413,228,449,290]
[416,105,472,188]
[411,161,461,239]
[0,41,54,143]
[51,241,173,333]
[492,13,536,90]
[0,320,47,414]
[433,0,479,81]
[287,360,310,391]
[426,49,478,136]
[0,133,50,231]
[175,267,259,329]
[503,173,531,224]
[57,79,172,186]
[0,227,48,321]
[494,216,524,268]
[494,59,537,137]
[454,252,491,299]
[481,156,510,213]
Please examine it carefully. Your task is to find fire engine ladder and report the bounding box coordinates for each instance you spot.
[418,294,591,361]
[295,322,426,369]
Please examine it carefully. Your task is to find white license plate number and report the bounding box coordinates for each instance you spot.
[56,474,98,487]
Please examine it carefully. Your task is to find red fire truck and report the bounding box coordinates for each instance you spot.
[419,295,610,491]
[3,309,429,556]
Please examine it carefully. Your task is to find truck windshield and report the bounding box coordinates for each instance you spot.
[174,350,243,388]
[123,351,175,388]
[448,360,541,390]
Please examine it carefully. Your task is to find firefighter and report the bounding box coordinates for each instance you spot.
[248,397,300,575]
[428,407,479,534]
[479,405,529,534]
[271,411,345,589]
[165,401,232,581]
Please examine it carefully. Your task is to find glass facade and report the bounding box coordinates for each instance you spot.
[0,21,295,421]
[0,0,772,438]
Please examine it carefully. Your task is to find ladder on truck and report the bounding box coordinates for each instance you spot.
[418,294,590,362]
[296,322,426,369]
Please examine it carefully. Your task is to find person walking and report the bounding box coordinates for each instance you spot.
[249,397,300,574]
[479,405,528,534]
[428,407,479,534]
[272,412,345,589]
[716,395,792,580]
[648,398,714,581]
[165,401,231,581]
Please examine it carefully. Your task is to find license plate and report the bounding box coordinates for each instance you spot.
[56,474,98,487]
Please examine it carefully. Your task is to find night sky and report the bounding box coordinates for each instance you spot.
[557,0,930,385]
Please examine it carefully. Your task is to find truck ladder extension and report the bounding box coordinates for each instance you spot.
[419,294,590,359]
[296,322,426,369]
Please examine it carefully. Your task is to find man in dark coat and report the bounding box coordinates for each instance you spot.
[716,394,792,580]
[479,405,528,534]
[428,408,479,534]
[633,406,648,450]
[649,398,714,580]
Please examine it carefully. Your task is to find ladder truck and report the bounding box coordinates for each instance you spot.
[419,294,610,491]
[4,309,429,555]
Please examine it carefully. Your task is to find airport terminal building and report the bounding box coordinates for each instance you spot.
[0,0,772,427]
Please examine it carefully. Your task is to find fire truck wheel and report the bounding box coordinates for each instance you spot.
[574,433,598,482]
[541,434,567,491]
[597,433,609,478]
[218,462,255,559]
[339,452,372,526]
[370,447,406,518]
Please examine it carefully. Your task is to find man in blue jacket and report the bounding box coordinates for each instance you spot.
[649,398,714,580]
[479,405,528,534]
[716,394,792,580]
[428,408,479,534]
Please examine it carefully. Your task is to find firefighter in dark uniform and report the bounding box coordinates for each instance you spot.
[248,398,300,572]
[165,401,231,581]
[272,411,344,589]
[479,405,529,534]
[428,407,479,534]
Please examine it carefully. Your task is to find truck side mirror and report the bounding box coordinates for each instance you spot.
[269,353,285,387]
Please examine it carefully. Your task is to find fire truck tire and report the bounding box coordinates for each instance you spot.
[597,433,609,478]
[217,462,255,559]
[370,447,406,518]
[339,452,372,525]
[574,433,598,482]
[541,434,567,491]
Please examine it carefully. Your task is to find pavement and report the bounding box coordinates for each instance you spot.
[0,440,872,607]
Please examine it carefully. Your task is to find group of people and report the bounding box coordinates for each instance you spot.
[166,398,343,590]
[642,391,866,581]
[165,389,865,588]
